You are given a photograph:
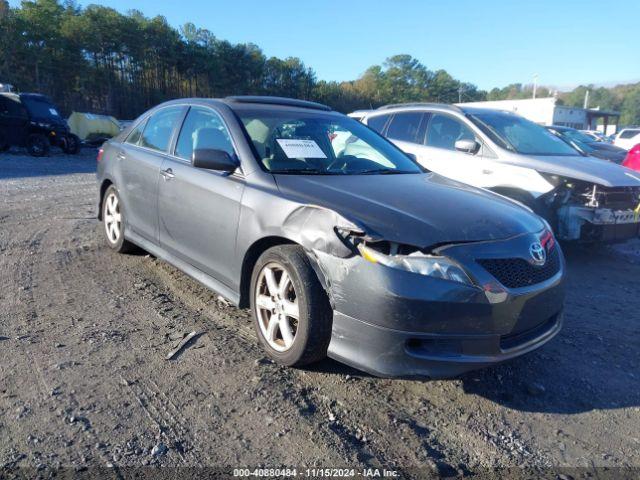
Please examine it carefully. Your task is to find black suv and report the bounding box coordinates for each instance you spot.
[0,92,80,156]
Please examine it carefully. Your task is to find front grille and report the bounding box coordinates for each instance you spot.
[476,247,561,289]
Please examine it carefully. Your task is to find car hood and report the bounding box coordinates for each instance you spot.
[274,173,545,248]
[511,154,640,187]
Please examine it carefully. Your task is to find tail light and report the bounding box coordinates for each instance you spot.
[97,148,104,162]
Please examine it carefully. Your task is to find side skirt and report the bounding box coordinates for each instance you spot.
[125,230,241,306]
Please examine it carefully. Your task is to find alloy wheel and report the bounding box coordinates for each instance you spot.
[255,262,299,352]
[104,192,122,244]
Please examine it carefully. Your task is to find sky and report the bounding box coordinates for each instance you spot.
[10,0,640,90]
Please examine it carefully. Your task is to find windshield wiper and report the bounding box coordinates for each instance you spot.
[355,169,416,175]
[270,168,332,175]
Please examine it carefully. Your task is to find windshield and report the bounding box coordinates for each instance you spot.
[21,96,61,119]
[237,109,423,175]
[549,128,594,154]
[468,112,579,156]
[557,128,596,145]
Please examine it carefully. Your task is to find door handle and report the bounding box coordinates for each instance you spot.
[482,169,493,175]
[160,168,175,180]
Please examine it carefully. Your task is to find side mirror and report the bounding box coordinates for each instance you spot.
[454,139,480,154]
[405,152,417,162]
[192,149,238,173]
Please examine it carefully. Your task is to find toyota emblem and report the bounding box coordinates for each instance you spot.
[529,242,546,266]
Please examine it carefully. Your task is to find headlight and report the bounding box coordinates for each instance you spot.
[357,244,473,286]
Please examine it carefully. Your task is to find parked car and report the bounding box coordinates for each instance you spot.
[546,125,627,164]
[613,128,640,150]
[97,96,565,378]
[0,92,81,156]
[623,144,640,172]
[580,130,610,143]
[358,104,640,243]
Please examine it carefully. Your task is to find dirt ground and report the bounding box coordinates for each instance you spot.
[1,149,639,479]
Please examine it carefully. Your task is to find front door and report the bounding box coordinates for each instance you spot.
[405,113,491,188]
[158,106,244,286]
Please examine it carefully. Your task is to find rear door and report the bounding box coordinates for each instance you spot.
[158,106,244,286]
[118,106,186,243]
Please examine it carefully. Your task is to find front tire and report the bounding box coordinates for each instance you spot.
[250,245,332,367]
[102,185,135,253]
[27,133,50,157]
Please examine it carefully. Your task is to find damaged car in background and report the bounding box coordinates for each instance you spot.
[97,96,564,378]
[359,104,640,243]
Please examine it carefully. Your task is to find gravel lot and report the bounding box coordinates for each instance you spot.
[1,149,639,478]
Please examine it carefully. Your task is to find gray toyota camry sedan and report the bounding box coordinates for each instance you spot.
[97,96,565,378]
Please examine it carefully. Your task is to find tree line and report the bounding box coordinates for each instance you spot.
[1,0,638,125]
[0,0,485,118]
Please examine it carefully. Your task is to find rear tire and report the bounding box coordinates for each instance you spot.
[63,134,81,154]
[102,185,135,253]
[27,133,50,157]
[250,245,332,367]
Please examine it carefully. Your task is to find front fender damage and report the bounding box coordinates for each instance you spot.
[281,205,375,307]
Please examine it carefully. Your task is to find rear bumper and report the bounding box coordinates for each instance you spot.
[328,311,562,379]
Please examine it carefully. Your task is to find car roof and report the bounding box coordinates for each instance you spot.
[365,102,518,117]
[157,96,333,113]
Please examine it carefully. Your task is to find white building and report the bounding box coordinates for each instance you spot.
[457,97,619,134]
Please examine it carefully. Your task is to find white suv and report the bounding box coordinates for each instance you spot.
[613,128,640,150]
[356,103,640,242]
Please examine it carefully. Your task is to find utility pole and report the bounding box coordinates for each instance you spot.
[458,86,464,103]
[583,89,590,109]
[532,73,539,99]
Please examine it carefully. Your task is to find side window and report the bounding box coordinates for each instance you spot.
[140,107,183,152]
[366,114,391,134]
[386,112,425,143]
[175,107,235,161]
[620,129,640,139]
[426,114,475,150]
[125,119,146,145]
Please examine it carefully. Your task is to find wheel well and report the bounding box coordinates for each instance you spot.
[97,179,113,220]
[238,236,295,308]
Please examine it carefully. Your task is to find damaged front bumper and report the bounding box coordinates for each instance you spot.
[315,231,565,378]
[557,205,640,242]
